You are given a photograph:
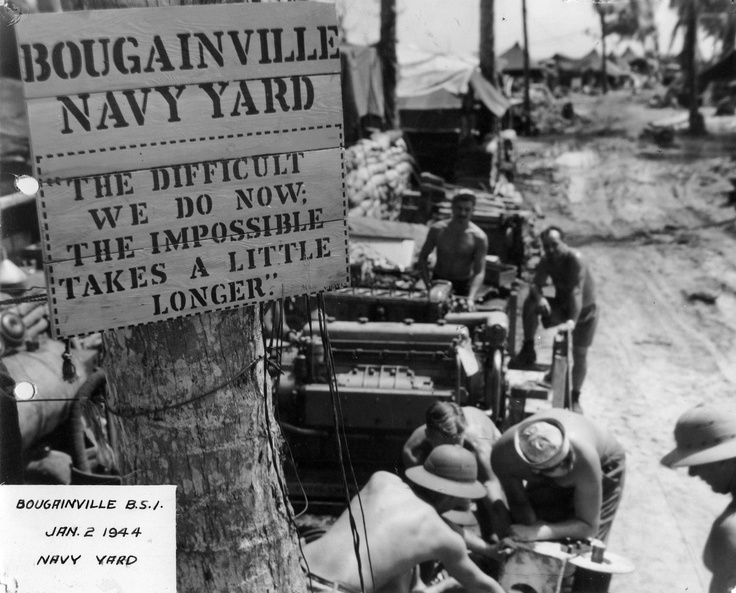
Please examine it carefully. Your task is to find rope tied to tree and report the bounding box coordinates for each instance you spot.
[105,355,265,418]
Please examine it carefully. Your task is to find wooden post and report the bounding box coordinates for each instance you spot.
[380,0,399,130]
[521,0,531,134]
[600,10,609,94]
[480,0,496,133]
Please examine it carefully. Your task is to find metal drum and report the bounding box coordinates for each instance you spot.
[498,542,576,593]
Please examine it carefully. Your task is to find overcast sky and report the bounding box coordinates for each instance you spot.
[329,0,718,61]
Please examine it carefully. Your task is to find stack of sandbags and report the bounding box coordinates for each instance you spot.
[10,300,49,342]
[345,131,417,220]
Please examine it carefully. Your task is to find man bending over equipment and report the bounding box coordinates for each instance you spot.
[513,226,598,412]
[417,191,489,311]
[302,445,506,593]
[491,409,625,544]
[403,401,506,541]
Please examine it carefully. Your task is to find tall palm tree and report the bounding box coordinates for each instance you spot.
[700,5,736,56]
[593,2,639,93]
[670,0,711,135]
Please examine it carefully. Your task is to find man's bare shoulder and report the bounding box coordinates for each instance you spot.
[463,407,501,442]
[468,221,488,239]
[429,219,452,232]
[364,470,407,490]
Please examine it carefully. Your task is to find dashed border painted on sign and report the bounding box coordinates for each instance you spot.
[34,124,343,175]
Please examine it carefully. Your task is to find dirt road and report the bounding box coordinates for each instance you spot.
[516,95,736,592]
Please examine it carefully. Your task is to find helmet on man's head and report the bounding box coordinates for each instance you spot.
[405,444,486,499]
[514,418,571,470]
[661,403,736,467]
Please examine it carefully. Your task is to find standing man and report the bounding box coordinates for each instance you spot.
[302,445,507,593]
[417,191,489,311]
[402,401,506,541]
[661,403,736,593]
[491,408,625,543]
[513,226,598,412]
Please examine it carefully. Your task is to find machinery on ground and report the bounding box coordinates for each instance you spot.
[275,274,517,510]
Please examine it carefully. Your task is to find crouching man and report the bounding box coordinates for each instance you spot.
[491,409,625,543]
[302,445,507,593]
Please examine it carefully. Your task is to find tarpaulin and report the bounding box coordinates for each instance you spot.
[469,70,510,117]
[397,46,477,98]
[396,45,508,116]
[341,44,385,119]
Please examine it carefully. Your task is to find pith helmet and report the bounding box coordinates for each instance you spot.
[661,403,736,467]
[405,444,487,499]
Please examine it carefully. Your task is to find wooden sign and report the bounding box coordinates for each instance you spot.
[14,3,349,338]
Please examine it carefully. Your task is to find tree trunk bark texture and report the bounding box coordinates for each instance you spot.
[479,0,495,84]
[599,11,608,94]
[103,309,305,592]
[684,2,705,135]
[521,0,531,134]
[380,0,399,129]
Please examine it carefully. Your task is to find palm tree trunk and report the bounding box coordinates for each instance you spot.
[103,309,304,592]
[522,0,531,134]
[683,0,705,134]
[480,0,496,134]
[380,0,399,129]
[599,10,609,94]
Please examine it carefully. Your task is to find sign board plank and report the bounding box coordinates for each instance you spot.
[28,72,344,180]
[14,2,349,338]
[41,148,343,263]
[47,221,348,336]
[15,3,341,99]
[34,124,343,183]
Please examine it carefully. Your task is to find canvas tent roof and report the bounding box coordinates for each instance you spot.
[397,46,509,117]
[547,53,583,72]
[576,50,631,78]
[499,42,538,72]
[621,46,646,64]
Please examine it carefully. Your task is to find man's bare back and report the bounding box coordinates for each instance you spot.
[302,454,507,593]
[303,472,459,593]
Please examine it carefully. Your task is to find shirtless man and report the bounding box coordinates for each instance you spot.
[491,408,625,543]
[302,445,506,593]
[513,226,598,412]
[417,191,489,311]
[403,401,506,540]
[662,403,736,593]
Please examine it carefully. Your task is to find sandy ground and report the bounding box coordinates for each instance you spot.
[514,91,736,593]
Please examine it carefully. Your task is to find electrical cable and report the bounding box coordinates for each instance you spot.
[104,355,264,418]
[265,298,310,519]
[259,301,300,526]
[315,294,374,593]
[259,300,318,592]
[316,293,375,587]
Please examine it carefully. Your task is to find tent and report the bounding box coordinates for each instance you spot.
[575,49,633,87]
[397,47,509,117]
[395,46,509,179]
[498,42,543,76]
